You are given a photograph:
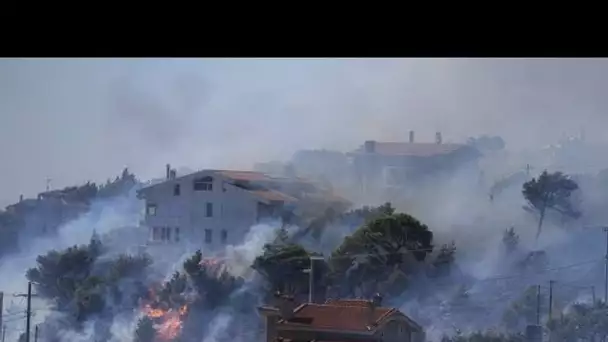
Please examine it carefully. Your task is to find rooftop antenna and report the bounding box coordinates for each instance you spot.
[45,178,52,191]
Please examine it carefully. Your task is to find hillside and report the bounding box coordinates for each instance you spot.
[0,168,139,256]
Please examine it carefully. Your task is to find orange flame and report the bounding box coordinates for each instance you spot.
[141,293,189,341]
[140,257,223,341]
[154,305,189,341]
[199,257,221,267]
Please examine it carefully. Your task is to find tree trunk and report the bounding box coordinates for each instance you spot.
[536,210,545,242]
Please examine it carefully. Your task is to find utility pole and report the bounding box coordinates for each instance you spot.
[34,325,38,342]
[1,325,5,342]
[604,227,608,303]
[548,280,554,321]
[15,282,37,342]
[304,256,324,303]
[26,282,32,342]
[536,285,541,325]
[0,291,3,335]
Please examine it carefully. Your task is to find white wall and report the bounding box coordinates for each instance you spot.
[140,171,261,253]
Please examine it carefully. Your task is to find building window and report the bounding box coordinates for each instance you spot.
[161,227,167,241]
[206,202,213,217]
[146,204,157,216]
[173,184,181,196]
[152,227,160,241]
[221,230,227,244]
[174,227,180,242]
[193,176,213,191]
[166,227,171,241]
[205,229,212,244]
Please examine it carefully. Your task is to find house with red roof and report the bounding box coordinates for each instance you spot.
[137,165,351,253]
[348,131,481,192]
[258,294,425,342]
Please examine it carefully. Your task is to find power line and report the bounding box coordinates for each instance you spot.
[425,258,603,286]
[552,282,592,290]
[2,315,27,324]
[3,312,27,319]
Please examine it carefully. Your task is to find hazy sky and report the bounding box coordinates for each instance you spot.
[1,58,608,207]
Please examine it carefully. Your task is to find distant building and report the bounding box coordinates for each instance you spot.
[348,131,481,192]
[137,165,351,252]
[258,294,425,342]
[5,189,88,240]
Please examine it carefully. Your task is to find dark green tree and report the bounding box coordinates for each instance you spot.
[172,251,249,342]
[339,202,396,226]
[26,243,99,311]
[252,229,325,298]
[329,210,434,297]
[26,237,151,323]
[522,170,580,240]
[133,316,156,342]
[182,250,244,309]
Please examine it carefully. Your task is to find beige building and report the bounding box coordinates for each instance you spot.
[259,294,425,342]
[348,132,481,191]
[137,166,350,254]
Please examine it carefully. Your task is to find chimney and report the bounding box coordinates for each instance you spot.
[435,132,442,144]
[364,140,376,153]
[166,164,171,180]
[409,130,415,143]
[169,169,177,180]
[19,195,23,202]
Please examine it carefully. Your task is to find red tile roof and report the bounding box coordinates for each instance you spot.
[323,299,373,307]
[280,301,396,332]
[352,142,471,157]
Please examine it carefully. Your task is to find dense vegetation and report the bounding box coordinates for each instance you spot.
[0,168,138,256]
[10,166,608,342]
[252,202,456,303]
[23,235,152,341]
[522,170,580,240]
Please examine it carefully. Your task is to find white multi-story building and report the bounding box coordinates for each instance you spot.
[137,166,350,253]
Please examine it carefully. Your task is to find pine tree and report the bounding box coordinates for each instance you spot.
[133,316,156,342]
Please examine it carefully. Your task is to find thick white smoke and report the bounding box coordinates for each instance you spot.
[0,189,144,342]
[4,139,608,341]
[221,221,292,278]
[0,181,285,342]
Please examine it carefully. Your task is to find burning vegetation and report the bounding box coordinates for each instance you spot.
[131,252,246,342]
[14,163,608,342]
[140,286,190,341]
